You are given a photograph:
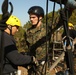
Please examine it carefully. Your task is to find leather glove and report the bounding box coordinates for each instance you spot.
[32,56,39,66]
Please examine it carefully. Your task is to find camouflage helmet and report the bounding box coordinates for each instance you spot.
[28,6,44,18]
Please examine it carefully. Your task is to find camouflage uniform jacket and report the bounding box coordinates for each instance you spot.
[25,24,49,61]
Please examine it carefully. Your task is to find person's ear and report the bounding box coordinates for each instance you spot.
[39,16,42,21]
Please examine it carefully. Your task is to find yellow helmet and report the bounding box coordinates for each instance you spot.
[6,15,21,27]
[68,23,74,27]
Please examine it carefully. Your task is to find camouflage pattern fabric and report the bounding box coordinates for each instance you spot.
[25,23,49,61]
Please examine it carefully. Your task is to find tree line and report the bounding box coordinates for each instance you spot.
[0,9,76,52]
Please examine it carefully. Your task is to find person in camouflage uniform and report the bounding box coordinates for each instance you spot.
[25,6,47,62]
[24,6,51,75]
[25,24,46,61]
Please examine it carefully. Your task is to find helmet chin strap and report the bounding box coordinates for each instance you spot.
[8,26,12,35]
[34,17,42,27]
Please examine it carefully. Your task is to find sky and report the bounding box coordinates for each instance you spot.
[0,0,61,26]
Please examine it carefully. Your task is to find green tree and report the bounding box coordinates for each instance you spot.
[14,27,25,52]
[14,9,76,52]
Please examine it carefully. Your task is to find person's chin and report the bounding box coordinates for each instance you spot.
[32,24,36,26]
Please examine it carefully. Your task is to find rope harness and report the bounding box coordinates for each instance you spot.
[0,0,13,75]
